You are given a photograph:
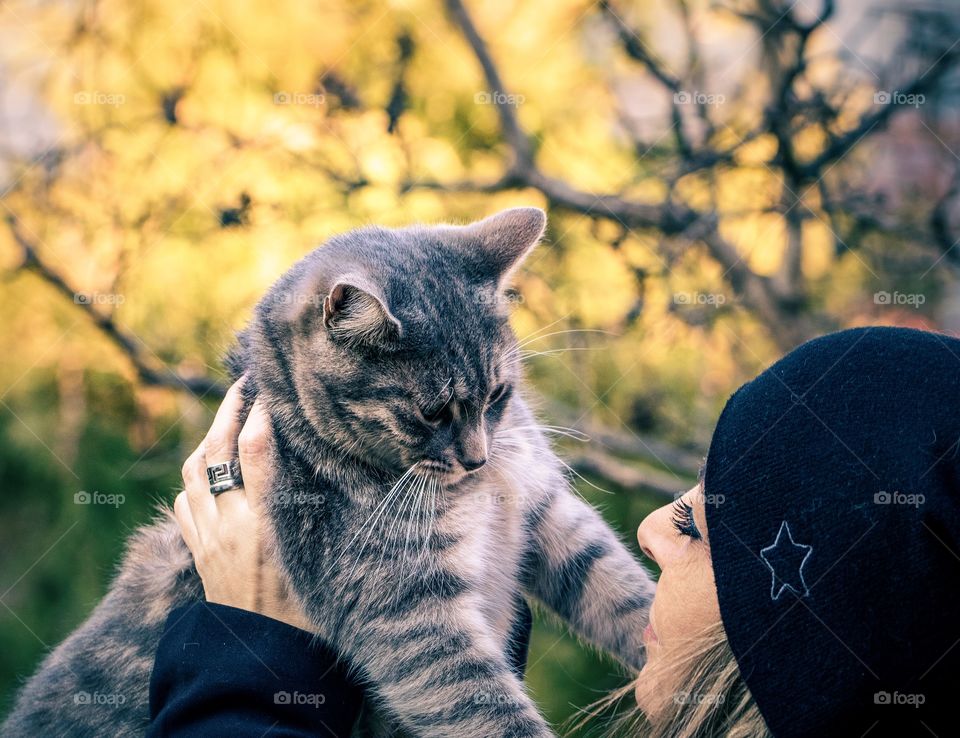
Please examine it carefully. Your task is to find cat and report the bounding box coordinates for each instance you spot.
[3,207,656,737]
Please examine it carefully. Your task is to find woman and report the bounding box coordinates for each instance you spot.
[152,326,959,736]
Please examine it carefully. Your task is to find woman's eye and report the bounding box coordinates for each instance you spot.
[671,500,702,541]
[487,383,508,405]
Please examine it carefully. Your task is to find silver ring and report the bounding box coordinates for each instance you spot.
[207,459,243,495]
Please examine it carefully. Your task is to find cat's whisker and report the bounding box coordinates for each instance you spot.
[425,377,454,408]
[484,456,513,478]
[492,433,539,448]
[516,328,615,350]
[501,347,603,373]
[494,435,529,445]
[495,434,608,501]
[379,471,430,578]
[516,347,602,360]
[485,452,546,498]
[414,475,433,570]
[425,477,438,552]
[554,455,614,496]
[419,475,434,543]
[502,424,591,442]
[514,314,569,346]
[408,472,436,580]
[355,477,416,573]
[519,347,602,355]
[399,472,429,578]
[336,464,419,574]
[492,442,529,461]
[504,423,578,431]
[385,471,425,576]
[505,347,603,362]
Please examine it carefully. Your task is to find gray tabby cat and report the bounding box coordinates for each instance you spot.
[3,208,656,737]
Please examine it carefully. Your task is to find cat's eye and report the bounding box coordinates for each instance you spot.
[487,383,508,405]
[420,400,452,425]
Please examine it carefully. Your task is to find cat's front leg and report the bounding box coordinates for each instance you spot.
[349,583,552,738]
[520,484,655,672]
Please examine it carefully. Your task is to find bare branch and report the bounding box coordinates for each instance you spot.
[599,0,695,158]
[438,0,810,345]
[443,0,533,167]
[5,214,227,399]
[599,1,682,92]
[800,56,960,178]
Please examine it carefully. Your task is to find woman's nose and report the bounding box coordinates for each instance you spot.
[637,510,660,566]
[637,501,680,569]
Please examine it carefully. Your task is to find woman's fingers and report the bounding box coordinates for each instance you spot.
[205,379,248,516]
[237,399,274,513]
[175,390,315,631]
[173,490,200,553]
[182,440,218,536]
[183,378,246,533]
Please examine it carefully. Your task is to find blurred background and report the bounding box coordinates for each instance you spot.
[1,0,959,733]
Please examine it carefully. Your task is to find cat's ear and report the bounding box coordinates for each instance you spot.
[322,277,403,348]
[463,207,546,284]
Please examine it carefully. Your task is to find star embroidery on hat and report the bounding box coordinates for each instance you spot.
[760,521,812,601]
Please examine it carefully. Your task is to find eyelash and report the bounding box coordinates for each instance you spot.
[671,500,702,541]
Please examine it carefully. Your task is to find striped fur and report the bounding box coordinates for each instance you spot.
[3,209,655,737]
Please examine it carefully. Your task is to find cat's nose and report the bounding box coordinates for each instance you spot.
[461,456,487,472]
[456,420,488,472]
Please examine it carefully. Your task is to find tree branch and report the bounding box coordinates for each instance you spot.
[5,214,227,399]
[800,56,960,178]
[443,0,533,167]
[438,0,816,348]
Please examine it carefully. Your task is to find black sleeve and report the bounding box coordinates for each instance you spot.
[148,601,363,737]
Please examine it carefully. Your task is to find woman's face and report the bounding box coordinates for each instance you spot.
[634,486,722,714]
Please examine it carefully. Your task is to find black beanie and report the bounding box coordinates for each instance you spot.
[704,327,960,737]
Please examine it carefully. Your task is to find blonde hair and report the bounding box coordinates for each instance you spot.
[572,620,772,737]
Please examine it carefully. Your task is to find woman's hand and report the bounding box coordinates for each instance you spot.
[175,379,315,633]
